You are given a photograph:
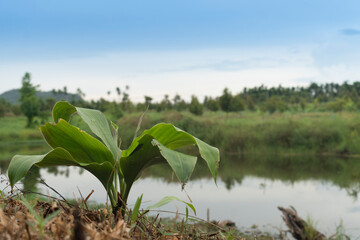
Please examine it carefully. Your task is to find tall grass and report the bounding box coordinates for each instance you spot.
[0,116,43,143]
[2,111,360,155]
[116,111,360,155]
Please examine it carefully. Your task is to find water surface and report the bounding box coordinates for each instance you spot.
[1,144,360,237]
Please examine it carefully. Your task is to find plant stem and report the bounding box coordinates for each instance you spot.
[108,187,117,209]
[114,171,118,196]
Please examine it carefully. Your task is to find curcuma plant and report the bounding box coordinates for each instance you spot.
[8,101,220,213]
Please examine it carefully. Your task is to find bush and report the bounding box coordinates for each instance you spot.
[229,94,245,112]
[327,98,345,112]
[265,98,277,114]
[219,88,232,112]
[189,96,203,116]
[205,97,220,111]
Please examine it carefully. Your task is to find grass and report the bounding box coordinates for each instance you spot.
[0,193,280,239]
[115,110,360,156]
[2,110,360,155]
[0,193,351,239]
[0,116,45,144]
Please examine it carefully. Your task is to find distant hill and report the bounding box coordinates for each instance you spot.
[0,89,82,105]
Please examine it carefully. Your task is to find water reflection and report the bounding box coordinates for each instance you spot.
[1,144,360,236]
[141,153,360,200]
[1,144,360,200]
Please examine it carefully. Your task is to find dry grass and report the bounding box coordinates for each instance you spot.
[0,194,285,240]
[0,197,131,240]
[0,196,239,240]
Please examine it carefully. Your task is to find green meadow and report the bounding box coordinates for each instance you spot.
[115,110,360,156]
[0,116,43,143]
[2,110,360,156]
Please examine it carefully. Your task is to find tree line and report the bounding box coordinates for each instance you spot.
[1,73,360,126]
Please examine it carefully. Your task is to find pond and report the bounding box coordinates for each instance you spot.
[1,143,360,237]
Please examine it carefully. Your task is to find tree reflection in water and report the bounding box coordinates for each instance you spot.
[2,144,360,200]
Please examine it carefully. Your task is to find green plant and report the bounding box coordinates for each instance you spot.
[130,194,143,227]
[8,101,220,214]
[20,197,59,239]
[330,221,349,240]
[304,216,321,240]
[146,196,196,219]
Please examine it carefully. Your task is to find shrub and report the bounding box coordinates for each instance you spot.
[8,101,220,215]
[189,96,203,116]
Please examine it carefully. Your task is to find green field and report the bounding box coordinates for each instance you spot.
[0,116,44,143]
[2,110,360,156]
[115,110,360,156]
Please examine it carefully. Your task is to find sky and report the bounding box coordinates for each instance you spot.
[0,0,360,102]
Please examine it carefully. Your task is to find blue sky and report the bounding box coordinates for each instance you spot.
[1,0,360,101]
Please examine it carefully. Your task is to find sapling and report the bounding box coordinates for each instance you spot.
[8,101,220,214]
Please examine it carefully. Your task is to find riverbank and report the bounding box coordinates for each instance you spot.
[2,111,360,156]
[116,110,360,156]
[1,143,358,238]
[0,194,286,239]
[0,194,347,239]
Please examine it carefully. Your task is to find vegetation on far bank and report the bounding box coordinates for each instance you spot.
[0,116,44,143]
[3,110,360,156]
[116,110,360,156]
[2,72,360,156]
[3,72,360,126]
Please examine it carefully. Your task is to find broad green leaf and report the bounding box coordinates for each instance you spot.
[52,101,121,160]
[120,135,165,190]
[152,139,197,184]
[8,148,77,188]
[52,101,76,123]
[146,196,196,215]
[122,123,220,183]
[8,148,115,190]
[121,138,197,191]
[193,138,220,183]
[120,124,219,201]
[40,119,115,164]
[124,124,194,154]
[76,107,121,160]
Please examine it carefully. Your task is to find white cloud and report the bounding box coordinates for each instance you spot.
[0,45,359,102]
